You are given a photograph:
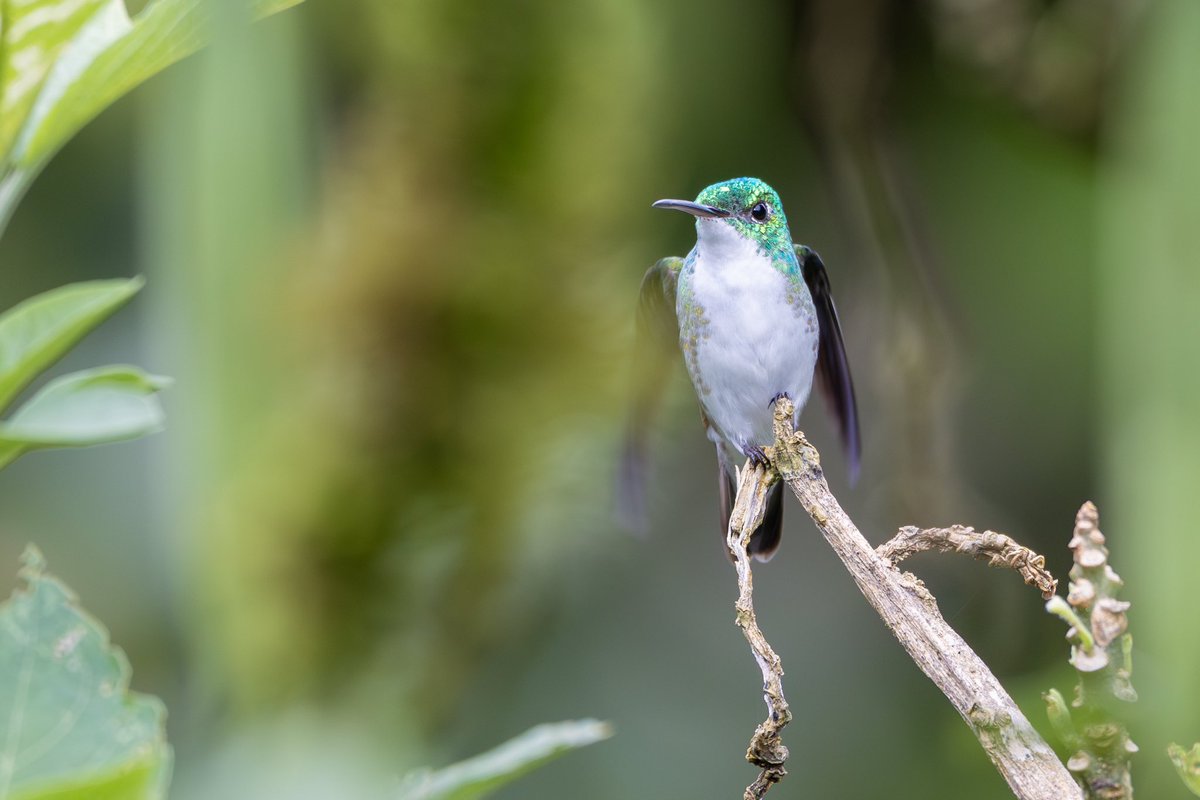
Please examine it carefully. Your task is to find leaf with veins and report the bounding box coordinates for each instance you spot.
[0,0,305,235]
[0,547,170,799]
[0,0,118,162]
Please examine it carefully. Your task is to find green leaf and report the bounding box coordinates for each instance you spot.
[7,0,303,169]
[0,278,143,414]
[0,366,168,469]
[0,0,117,162]
[1170,743,1200,796]
[0,546,171,799]
[396,720,612,800]
[0,0,304,235]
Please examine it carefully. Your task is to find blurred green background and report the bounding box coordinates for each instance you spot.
[1,0,1198,797]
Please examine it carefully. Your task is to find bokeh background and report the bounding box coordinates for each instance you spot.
[1,0,1198,797]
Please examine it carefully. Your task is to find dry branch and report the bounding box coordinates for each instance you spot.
[733,397,1083,800]
[879,525,1058,599]
[726,463,790,799]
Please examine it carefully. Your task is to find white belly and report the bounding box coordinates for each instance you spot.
[680,242,818,454]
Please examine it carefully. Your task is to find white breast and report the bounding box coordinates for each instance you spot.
[681,221,819,453]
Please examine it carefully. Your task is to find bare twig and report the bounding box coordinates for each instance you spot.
[726,462,791,799]
[760,397,1081,800]
[880,525,1058,599]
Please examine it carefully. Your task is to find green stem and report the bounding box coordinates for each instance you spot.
[1045,595,1095,651]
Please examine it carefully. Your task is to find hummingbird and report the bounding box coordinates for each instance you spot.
[621,177,860,561]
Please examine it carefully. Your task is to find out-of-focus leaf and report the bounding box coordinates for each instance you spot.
[9,0,303,169]
[0,0,117,162]
[1170,743,1200,796]
[0,0,304,235]
[0,278,143,413]
[396,720,612,800]
[0,546,171,799]
[0,366,168,468]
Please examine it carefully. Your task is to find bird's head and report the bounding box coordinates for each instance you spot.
[653,177,793,260]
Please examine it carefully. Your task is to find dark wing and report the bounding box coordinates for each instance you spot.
[797,245,861,483]
[710,428,782,562]
[617,257,684,532]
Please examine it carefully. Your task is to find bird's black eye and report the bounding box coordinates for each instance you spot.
[750,202,770,222]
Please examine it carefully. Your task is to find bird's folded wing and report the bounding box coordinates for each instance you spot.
[796,244,861,483]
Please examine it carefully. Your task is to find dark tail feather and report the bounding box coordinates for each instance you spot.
[718,464,736,538]
[719,464,784,563]
[748,483,784,562]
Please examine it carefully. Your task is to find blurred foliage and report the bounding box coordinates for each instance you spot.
[0,0,1197,797]
[397,719,611,800]
[148,0,669,738]
[1099,0,1200,795]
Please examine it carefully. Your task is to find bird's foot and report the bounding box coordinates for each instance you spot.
[745,445,770,468]
[768,391,791,409]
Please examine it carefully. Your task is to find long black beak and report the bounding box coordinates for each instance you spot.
[651,199,730,218]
